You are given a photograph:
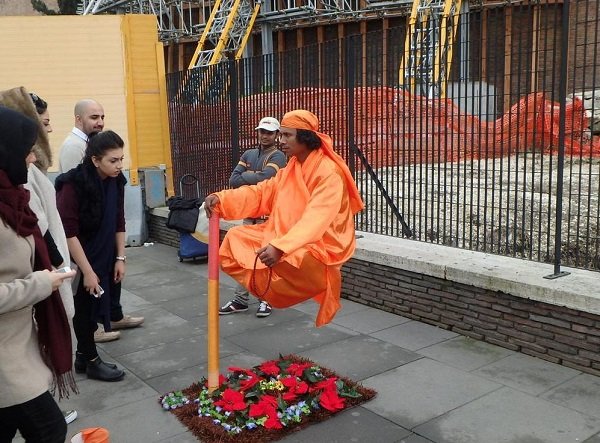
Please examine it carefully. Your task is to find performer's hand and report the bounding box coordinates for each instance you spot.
[204,194,220,218]
[257,244,283,267]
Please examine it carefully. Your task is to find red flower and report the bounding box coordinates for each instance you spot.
[264,414,283,429]
[228,366,256,377]
[259,360,281,376]
[319,390,345,412]
[239,375,261,392]
[312,377,338,393]
[286,362,312,377]
[248,395,278,418]
[281,376,309,402]
[213,388,246,412]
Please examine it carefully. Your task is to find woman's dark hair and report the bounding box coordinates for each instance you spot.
[29,92,48,115]
[83,130,124,165]
[296,129,322,150]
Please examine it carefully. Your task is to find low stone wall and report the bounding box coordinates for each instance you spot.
[342,259,600,376]
[147,208,600,376]
[147,207,180,248]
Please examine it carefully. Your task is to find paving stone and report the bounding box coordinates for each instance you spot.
[419,336,515,371]
[294,298,369,318]
[362,358,501,429]
[397,434,435,443]
[119,288,154,311]
[583,433,600,443]
[145,352,265,394]
[414,386,600,443]
[218,305,310,337]
[473,353,581,395]
[116,335,244,379]
[126,274,206,302]
[57,371,158,417]
[156,431,199,443]
[332,307,411,334]
[542,373,600,419]
[97,307,204,357]
[371,321,458,351]
[298,335,422,381]
[280,406,411,443]
[65,395,186,443]
[226,317,354,360]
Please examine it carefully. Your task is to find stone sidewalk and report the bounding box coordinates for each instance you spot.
[48,243,600,442]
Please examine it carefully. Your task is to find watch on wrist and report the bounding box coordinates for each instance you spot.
[116,255,127,263]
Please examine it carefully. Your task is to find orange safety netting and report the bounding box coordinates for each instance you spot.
[175,87,600,167]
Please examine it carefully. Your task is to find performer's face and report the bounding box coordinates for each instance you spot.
[279,127,310,162]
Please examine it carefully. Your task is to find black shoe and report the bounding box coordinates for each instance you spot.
[74,354,118,374]
[85,358,125,382]
[256,301,272,317]
[219,300,249,315]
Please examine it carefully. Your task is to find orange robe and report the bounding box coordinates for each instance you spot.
[215,148,359,326]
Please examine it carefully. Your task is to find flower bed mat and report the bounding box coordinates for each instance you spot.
[159,354,377,442]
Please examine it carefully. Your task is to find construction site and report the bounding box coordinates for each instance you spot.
[78,0,600,271]
[0,0,599,271]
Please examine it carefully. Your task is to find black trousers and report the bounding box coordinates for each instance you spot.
[73,280,98,361]
[0,391,66,443]
[110,279,123,322]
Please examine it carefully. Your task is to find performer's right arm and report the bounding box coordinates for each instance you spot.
[209,171,280,220]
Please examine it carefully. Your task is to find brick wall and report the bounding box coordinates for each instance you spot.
[148,212,600,377]
[148,212,180,248]
[341,259,600,377]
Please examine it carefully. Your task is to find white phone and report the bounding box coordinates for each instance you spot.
[94,285,105,298]
[56,266,72,273]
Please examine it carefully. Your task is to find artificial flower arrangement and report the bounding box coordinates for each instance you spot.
[160,355,376,442]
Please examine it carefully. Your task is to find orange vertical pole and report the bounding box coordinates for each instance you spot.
[207,214,220,392]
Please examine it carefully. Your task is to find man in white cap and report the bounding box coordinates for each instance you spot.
[220,116,287,317]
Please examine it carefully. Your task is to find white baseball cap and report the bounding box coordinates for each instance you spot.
[255,117,280,132]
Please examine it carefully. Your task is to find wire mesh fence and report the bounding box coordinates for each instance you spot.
[166,0,600,272]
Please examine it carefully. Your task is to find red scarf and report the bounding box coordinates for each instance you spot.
[0,170,76,399]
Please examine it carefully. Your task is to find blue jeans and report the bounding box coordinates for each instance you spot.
[0,391,66,443]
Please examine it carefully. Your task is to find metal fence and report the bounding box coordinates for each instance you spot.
[166,0,600,272]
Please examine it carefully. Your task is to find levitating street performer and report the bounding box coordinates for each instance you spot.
[204,109,364,326]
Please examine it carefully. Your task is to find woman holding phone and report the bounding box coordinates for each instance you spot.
[56,130,127,382]
[0,106,76,442]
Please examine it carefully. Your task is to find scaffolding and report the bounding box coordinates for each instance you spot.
[78,0,410,43]
[398,0,462,98]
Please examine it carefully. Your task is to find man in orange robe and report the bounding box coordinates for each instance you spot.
[204,109,363,326]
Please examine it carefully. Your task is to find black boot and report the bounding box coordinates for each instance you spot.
[85,357,125,382]
[74,353,118,374]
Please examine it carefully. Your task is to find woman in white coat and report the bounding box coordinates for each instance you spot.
[0,106,76,442]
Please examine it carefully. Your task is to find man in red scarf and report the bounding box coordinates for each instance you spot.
[204,110,363,326]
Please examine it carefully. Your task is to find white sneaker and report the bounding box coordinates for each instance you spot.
[94,325,120,343]
[63,409,77,424]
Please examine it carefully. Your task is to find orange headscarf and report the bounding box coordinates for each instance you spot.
[280,109,364,215]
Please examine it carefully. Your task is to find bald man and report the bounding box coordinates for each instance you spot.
[58,99,105,173]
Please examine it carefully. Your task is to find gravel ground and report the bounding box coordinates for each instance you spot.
[356,151,600,269]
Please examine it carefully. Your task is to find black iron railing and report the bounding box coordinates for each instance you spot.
[166,0,600,272]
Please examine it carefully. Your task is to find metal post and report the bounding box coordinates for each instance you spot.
[229,59,240,169]
[207,213,220,392]
[544,0,570,280]
[345,35,356,174]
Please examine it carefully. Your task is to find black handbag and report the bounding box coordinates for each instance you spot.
[166,196,203,233]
